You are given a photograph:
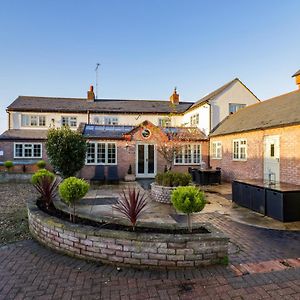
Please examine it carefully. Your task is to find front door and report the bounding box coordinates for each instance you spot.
[264,135,280,182]
[136,144,156,178]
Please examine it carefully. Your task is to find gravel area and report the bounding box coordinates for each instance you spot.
[0,183,37,245]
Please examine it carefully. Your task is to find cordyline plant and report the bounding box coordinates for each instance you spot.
[114,188,148,231]
[31,169,60,209]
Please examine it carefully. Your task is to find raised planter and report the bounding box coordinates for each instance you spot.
[27,199,229,269]
[150,182,177,204]
[0,172,33,183]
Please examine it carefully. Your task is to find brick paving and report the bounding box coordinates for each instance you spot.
[0,212,300,299]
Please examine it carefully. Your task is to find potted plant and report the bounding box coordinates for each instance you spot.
[150,171,192,204]
[171,186,206,232]
[124,164,136,182]
[4,160,13,172]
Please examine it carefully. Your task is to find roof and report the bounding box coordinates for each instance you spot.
[292,69,300,77]
[187,78,259,111]
[210,89,300,137]
[163,127,208,141]
[82,124,135,139]
[7,96,193,114]
[0,129,48,140]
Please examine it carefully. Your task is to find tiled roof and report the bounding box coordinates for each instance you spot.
[292,69,300,77]
[0,129,48,140]
[82,124,135,139]
[7,96,193,114]
[210,89,300,137]
[163,127,208,141]
[187,78,259,111]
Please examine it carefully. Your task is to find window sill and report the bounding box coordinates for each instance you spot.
[211,157,222,160]
[232,159,247,162]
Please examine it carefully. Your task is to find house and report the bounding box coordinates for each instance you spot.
[0,79,258,179]
[210,70,300,185]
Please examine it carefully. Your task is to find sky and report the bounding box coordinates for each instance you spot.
[0,0,299,133]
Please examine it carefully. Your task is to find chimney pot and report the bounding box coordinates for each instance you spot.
[87,85,95,101]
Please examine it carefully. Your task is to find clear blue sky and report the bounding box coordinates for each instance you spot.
[0,0,299,133]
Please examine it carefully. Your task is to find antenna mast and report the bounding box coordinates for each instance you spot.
[95,63,100,99]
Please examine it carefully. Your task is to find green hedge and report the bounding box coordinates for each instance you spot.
[155,171,192,187]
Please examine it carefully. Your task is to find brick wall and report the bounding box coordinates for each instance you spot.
[28,200,229,269]
[210,124,300,185]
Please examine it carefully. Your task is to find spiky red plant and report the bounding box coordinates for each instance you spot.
[114,188,148,230]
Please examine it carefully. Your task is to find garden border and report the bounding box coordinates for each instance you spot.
[28,199,229,269]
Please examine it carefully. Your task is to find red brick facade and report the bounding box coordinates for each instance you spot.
[210,124,300,185]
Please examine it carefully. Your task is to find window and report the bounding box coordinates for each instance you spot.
[21,115,46,127]
[86,142,117,165]
[229,103,246,114]
[175,144,201,165]
[14,143,42,158]
[190,114,199,126]
[212,141,222,159]
[93,116,118,125]
[233,139,247,160]
[61,116,77,127]
[158,117,171,127]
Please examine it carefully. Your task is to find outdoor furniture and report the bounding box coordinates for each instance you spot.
[90,165,105,182]
[232,179,300,222]
[106,166,119,183]
[194,168,221,185]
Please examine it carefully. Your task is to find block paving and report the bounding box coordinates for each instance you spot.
[0,212,300,299]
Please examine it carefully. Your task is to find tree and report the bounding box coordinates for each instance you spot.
[46,127,87,178]
[171,186,206,232]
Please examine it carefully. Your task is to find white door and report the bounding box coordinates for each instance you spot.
[264,135,280,182]
[136,144,156,178]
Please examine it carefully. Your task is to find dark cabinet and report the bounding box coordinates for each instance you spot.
[232,180,300,222]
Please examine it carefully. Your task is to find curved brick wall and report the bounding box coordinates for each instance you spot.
[28,200,229,269]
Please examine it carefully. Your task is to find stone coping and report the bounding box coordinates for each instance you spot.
[28,199,229,269]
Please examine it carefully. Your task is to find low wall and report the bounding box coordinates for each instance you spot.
[150,183,177,204]
[0,172,33,183]
[28,200,229,269]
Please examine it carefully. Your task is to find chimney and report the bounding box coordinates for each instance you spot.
[87,85,95,101]
[292,69,300,89]
[170,87,179,105]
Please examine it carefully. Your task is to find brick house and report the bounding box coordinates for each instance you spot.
[0,79,259,179]
[210,70,300,185]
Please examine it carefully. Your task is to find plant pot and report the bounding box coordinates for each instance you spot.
[150,182,178,204]
[124,174,136,182]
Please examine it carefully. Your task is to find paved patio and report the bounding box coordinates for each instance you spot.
[0,182,300,299]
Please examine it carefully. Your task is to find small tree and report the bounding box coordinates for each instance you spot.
[4,161,13,172]
[46,127,87,178]
[59,177,89,222]
[32,169,60,209]
[171,186,206,232]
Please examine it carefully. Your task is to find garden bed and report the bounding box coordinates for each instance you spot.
[28,198,229,269]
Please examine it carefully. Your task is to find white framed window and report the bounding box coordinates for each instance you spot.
[175,144,201,165]
[61,116,77,127]
[229,103,246,114]
[232,139,247,160]
[93,116,119,125]
[86,142,117,165]
[21,115,46,127]
[190,114,199,126]
[212,141,222,159]
[14,143,42,158]
[158,117,171,127]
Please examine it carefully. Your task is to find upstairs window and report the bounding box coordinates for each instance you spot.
[233,139,247,160]
[190,114,199,126]
[212,141,222,159]
[229,103,246,114]
[158,117,171,127]
[21,115,46,127]
[61,116,77,127]
[93,116,119,125]
[14,143,42,158]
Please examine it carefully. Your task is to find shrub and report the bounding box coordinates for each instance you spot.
[31,169,59,209]
[114,188,148,231]
[171,186,206,232]
[36,160,46,169]
[4,161,13,172]
[59,177,89,222]
[155,171,192,187]
[46,127,87,178]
